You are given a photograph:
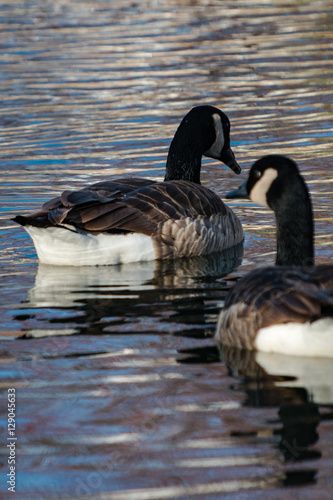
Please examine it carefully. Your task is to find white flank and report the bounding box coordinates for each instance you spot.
[24,225,156,266]
[255,318,333,358]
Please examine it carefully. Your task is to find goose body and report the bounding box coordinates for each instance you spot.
[13,106,243,266]
[216,155,333,357]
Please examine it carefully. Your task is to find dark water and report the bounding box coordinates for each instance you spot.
[1,1,333,498]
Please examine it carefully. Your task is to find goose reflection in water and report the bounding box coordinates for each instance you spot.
[178,344,333,488]
[19,243,243,339]
[220,346,333,485]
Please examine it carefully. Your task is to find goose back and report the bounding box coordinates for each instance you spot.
[218,265,333,351]
[16,179,243,262]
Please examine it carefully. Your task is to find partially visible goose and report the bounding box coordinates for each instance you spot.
[13,105,243,266]
[216,155,333,357]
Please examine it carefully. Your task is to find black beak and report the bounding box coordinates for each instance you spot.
[220,148,241,175]
[226,180,249,199]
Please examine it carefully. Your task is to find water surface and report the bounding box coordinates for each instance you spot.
[0,1,333,498]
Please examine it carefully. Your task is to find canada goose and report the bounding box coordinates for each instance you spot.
[216,155,333,357]
[13,105,243,266]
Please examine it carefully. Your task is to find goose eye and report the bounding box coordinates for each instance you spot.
[254,170,262,179]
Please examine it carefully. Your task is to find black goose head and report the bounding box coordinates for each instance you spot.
[227,155,306,209]
[164,105,241,184]
[227,154,314,266]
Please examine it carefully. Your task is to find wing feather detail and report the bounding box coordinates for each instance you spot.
[15,178,243,257]
[26,179,237,232]
[218,265,333,349]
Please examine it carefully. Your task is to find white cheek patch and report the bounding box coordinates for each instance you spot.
[250,168,278,207]
[204,113,225,159]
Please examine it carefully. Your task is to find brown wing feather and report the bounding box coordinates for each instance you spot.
[41,177,155,212]
[226,266,333,327]
[77,181,229,234]
[218,265,333,350]
[17,178,231,241]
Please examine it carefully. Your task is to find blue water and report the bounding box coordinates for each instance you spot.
[1,1,333,498]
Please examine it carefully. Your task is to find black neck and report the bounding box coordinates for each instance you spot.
[273,179,314,266]
[164,120,203,184]
[164,146,202,183]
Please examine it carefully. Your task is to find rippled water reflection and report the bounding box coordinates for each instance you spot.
[1,0,333,498]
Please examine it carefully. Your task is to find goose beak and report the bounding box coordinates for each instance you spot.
[226,180,249,199]
[220,148,241,175]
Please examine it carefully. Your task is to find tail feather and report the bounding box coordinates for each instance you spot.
[12,215,51,228]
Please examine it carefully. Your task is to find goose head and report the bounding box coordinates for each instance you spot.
[164,105,241,184]
[227,154,307,207]
[227,155,314,266]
